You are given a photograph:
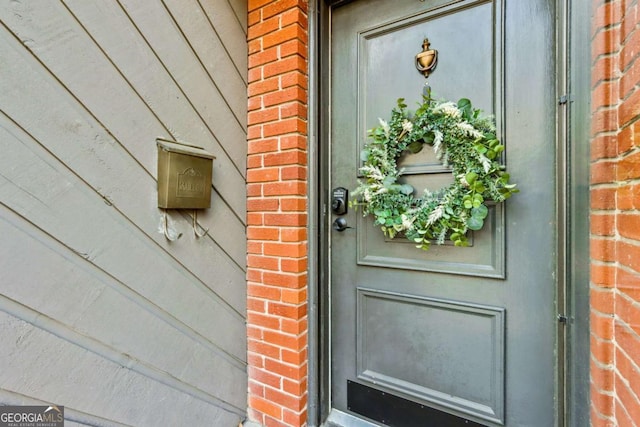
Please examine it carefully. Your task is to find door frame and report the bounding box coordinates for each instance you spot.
[306,0,591,426]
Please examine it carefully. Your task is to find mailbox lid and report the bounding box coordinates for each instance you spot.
[156,138,215,160]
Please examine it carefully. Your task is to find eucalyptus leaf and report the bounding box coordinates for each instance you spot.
[408,141,424,154]
[360,149,370,162]
[382,175,396,187]
[400,184,414,195]
[467,216,484,230]
[457,98,472,111]
[465,172,478,185]
[475,144,488,154]
[471,204,489,219]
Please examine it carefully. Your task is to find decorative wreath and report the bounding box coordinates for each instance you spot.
[352,96,518,250]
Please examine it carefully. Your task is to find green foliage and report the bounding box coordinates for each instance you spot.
[352,96,519,250]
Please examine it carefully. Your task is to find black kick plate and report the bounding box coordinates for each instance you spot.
[347,381,488,427]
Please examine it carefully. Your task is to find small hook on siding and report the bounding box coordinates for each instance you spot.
[162,210,182,241]
[192,210,209,238]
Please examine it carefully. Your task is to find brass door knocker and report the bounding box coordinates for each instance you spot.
[415,38,438,78]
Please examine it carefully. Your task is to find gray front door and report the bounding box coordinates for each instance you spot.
[329,0,559,425]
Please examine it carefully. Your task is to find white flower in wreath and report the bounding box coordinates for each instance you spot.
[360,165,385,181]
[433,130,444,159]
[400,213,415,230]
[402,119,413,133]
[378,118,390,138]
[478,153,492,173]
[457,121,484,139]
[427,205,445,225]
[434,101,461,118]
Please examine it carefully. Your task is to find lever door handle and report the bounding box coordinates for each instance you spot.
[333,217,352,232]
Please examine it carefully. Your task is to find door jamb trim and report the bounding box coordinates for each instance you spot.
[307,0,322,425]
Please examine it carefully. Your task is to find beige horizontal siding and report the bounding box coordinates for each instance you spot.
[0,0,247,425]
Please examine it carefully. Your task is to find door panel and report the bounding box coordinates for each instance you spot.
[330,0,557,425]
[355,0,503,278]
[356,289,505,421]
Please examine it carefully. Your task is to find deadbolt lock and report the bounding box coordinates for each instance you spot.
[332,187,348,215]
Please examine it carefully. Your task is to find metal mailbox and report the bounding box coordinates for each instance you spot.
[157,138,215,209]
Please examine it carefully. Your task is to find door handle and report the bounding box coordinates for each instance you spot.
[333,217,352,232]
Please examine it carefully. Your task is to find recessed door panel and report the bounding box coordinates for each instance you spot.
[356,288,505,423]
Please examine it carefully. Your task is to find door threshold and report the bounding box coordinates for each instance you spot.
[324,409,380,427]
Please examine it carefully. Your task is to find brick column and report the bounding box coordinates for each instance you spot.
[246,1,309,426]
[590,0,640,425]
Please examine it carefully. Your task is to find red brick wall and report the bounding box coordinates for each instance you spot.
[591,0,640,425]
[246,0,309,426]
[245,0,640,425]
